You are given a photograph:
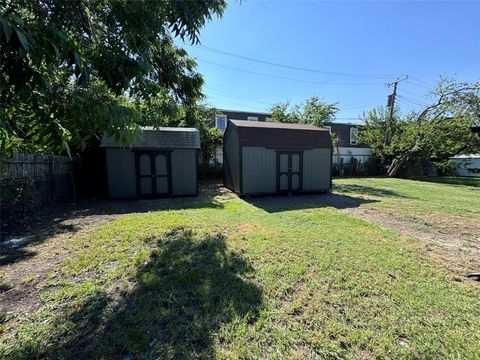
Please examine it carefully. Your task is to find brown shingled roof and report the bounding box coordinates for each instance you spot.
[229,120,332,149]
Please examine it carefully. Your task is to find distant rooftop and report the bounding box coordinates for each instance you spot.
[230,119,329,131]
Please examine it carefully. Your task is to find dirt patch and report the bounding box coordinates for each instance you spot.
[344,207,480,276]
[238,224,256,233]
[0,210,120,323]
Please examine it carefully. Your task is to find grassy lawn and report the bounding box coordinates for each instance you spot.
[1,179,480,359]
[335,177,480,220]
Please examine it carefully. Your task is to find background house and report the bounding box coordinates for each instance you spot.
[213,110,272,163]
[325,123,372,170]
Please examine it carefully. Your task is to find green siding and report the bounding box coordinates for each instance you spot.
[171,149,197,196]
[303,148,331,191]
[224,126,240,192]
[242,147,276,194]
[106,148,136,198]
[106,148,197,198]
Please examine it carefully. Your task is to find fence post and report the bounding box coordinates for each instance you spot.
[22,154,27,217]
[51,154,56,202]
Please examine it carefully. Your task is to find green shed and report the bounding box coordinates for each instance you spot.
[223,120,332,195]
[101,127,200,198]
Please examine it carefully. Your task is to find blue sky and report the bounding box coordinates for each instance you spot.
[178,1,480,123]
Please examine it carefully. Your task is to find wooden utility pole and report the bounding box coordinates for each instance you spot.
[384,75,409,144]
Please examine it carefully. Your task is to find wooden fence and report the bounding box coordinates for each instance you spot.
[0,153,76,217]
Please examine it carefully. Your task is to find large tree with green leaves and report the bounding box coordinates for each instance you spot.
[0,0,226,155]
[360,78,480,177]
[271,96,338,127]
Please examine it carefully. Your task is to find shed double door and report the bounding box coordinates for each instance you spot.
[135,151,172,197]
[277,152,303,193]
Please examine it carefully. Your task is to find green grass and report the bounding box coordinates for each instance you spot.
[1,178,480,359]
[334,177,480,217]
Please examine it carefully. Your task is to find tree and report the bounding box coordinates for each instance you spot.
[359,78,480,177]
[0,0,226,155]
[270,96,338,127]
[181,105,222,164]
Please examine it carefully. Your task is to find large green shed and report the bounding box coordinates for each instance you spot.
[223,120,332,195]
[101,127,200,198]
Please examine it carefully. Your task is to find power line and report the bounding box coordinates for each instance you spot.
[409,75,436,88]
[205,95,268,111]
[197,45,397,79]
[197,58,385,86]
[397,95,428,107]
[207,85,382,110]
[205,86,275,106]
[401,88,428,99]
[406,79,432,90]
[340,97,385,110]
[396,98,422,112]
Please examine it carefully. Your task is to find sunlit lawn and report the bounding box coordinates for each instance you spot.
[1,178,480,359]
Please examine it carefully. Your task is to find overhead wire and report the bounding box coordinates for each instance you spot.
[397,95,429,107]
[196,45,397,79]
[197,59,385,86]
[205,86,275,106]
[409,75,436,88]
[205,95,268,111]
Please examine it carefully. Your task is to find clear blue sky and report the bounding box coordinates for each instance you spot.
[177,1,480,123]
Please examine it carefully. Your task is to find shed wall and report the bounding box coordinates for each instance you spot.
[106,148,136,198]
[303,148,332,191]
[224,126,241,192]
[171,149,198,195]
[242,147,277,194]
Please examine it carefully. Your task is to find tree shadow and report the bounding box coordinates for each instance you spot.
[334,183,418,199]
[6,227,263,359]
[0,183,228,267]
[244,192,378,213]
[410,176,480,188]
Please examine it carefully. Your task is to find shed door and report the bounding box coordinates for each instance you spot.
[277,151,303,193]
[135,151,172,197]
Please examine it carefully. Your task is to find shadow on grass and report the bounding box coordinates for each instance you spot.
[334,183,418,199]
[244,192,378,213]
[411,176,480,188]
[6,227,262,359]
[0,183,227,267]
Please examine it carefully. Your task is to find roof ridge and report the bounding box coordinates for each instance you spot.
[230,119,329,131]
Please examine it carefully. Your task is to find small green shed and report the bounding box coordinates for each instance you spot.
[101,127,200,198]
[223,120,332,195]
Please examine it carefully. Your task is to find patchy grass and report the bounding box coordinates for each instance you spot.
[334,177,480,274]
[1,181,480,359]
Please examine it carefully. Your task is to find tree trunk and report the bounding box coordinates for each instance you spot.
[388,155,407,177]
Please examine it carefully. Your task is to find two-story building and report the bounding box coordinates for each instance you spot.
[213,110,272,163]
[212,109,371,167]
[325,123,372,167]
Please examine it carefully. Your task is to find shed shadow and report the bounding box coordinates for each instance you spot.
[244,192,377,213]
[6,227,263,359]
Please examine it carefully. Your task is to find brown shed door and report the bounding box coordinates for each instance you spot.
[135,151,172,197]
[277,152,303,192]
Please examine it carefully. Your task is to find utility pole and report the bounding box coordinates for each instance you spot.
[384,75,408,144]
